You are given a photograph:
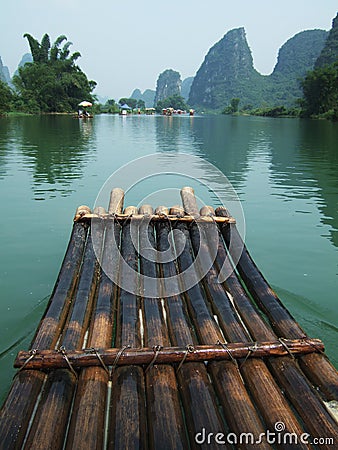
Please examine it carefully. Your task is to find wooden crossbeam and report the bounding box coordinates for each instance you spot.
[15,338,324,371]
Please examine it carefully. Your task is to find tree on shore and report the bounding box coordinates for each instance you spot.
[155,94,188,112]
[13,33,96,113]
[0,79,14,114]
[222,98,240,114]
[300,62,338,120]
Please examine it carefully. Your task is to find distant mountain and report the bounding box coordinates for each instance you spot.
[0,57,11,85]
[154,69,181,105]
[181,77,194,101]
[268,29,328,105]
[188,28,265,110]
[315,13,338,68]
[273,30,328,76]
[13,53,33,77]
[130,88,155,107]
[188,27,328,110]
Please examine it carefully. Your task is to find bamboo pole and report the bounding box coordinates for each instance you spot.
[24,221,105,450]
[179,201,310,446]
[108,204,147,450]
[178,221,250,343]
[168,218,272,448]
[0,370,46,450]
[216,206,306,339]
[172,226,280,446]
[67,205,122,449]
[181,186,200,216]
[216,206,338,401]
[156,220,228,449]
[214,207,338,443]
[202,214,276,342]
[108,187,124,215]
[0,219,89,449]
[139,208,189,450]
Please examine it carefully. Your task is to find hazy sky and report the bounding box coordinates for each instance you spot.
[1,1,337,100]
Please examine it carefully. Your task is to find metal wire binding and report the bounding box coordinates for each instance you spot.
[88,347,110,376]
[240,342,258,368]
[303,338,325,355]
[58,346,78,378]
[145,345,163,373]
[17,348,38,372]
[216,340,239,367]
[111,344,131,376]
[278,338,296,359]
[177,344,195,372]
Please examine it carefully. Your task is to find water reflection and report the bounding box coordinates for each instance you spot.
[265,118,338,248]
[180,115,338,250]
[155,115,199,153]
[0,119,14,179]
[1,116,96,200]
[184,116,253,193]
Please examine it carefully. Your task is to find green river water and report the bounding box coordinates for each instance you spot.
[0,114,337,402]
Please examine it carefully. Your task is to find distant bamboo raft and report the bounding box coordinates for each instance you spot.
[0,186,337,450]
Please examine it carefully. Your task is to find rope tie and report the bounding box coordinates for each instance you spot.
[145,345,162,373]
[240,342,258,368]
[177,344,195,372]
[217,340,239,367]
[18,348,38,372]
[58,346,78,378]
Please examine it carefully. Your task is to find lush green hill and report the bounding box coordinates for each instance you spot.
[130,88,155,108]
[0,57,11,85]
[315,13,338,68]
[267,29,328,106]
[154,69,182,105]
[301,14,338,120]
[188,27,328,110]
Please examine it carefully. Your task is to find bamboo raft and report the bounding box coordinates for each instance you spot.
[1,187,337,449]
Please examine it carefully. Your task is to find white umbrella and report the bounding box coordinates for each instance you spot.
[78,101,93,107]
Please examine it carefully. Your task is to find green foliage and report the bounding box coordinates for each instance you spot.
[13,33,96,113]
[0,79,14,114]
[222,98,240,114]
[98,99,120,114]
[155,94,188,112]
[118,98,138,109]
[189,28,327,110]
[249,105,300,118]
[136,99,145,109]
[301,62,338,119]
[315,13,338,68]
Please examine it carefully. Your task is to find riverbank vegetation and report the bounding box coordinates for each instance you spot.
[221,60,337,121]
[0,33,96,115]
[155,94,188,113]
[0,27,336,121]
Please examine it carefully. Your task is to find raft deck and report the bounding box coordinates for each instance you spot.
[0,187,337,449]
